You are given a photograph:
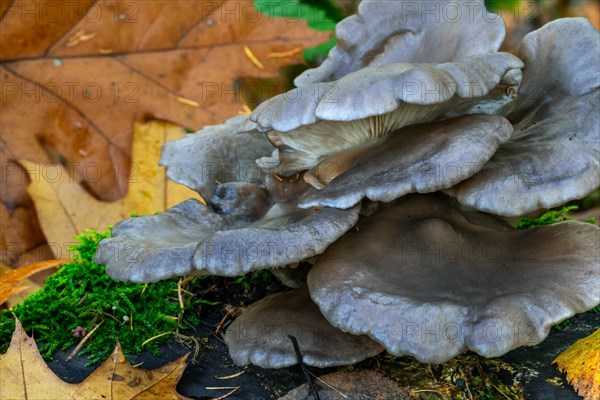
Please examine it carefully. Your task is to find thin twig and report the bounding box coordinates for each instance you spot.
[243,46,265,69]
[199,283,219,295]
[458,367,473,400]
[177,278,185,310]
[289,335,321,400]
[210,386,240,400]
[215,307,238,334]
[267,47,302,58]
[66,321,103,362]
[216,371,245,380]
[141,331,172,348]
[309,371,348,398]
[206,386,239,390]
[490,383,513,400]
[174,332,201,361]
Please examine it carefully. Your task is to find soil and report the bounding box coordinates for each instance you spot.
[45,277,598,399]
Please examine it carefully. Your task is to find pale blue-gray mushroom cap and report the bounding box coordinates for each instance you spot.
[446,18,600,216]
[247,53,522,188]
[224,287,383,368]
[95,199,359,282]
[307,194,600,363]
[160,115,272,200]
[295,0,506,85]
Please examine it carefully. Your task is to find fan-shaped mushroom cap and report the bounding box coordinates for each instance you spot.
[307,194,600,363]
[95,199,359,283]
[446,18,600,216]
[159,115,272,199]
[299,114,512,209]
[249,53,522,184]
[225,287,383,368]
[295,0,506,86]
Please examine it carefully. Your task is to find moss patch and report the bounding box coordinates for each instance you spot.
[354,353,524,399]
[0,229,274,365]
[517,205,579,229]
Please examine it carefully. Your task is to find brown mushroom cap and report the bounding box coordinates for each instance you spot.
[295,0,506,86]
[225,287,383,368]
[307,194,600,363]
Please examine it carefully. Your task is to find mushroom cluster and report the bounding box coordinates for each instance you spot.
[95,0,600,368]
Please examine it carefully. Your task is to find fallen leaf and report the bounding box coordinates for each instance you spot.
[279,370,409,400]
[0,262,39,308]
[0,202,46,266]
[20,120,201,258]
[553,329,600,400]
[0,259,66,306]
[1,0,328,265]
[0,318,191,399]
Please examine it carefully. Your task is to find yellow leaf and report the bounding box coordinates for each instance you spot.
[20,120,201,258]
[553,329,600,400]
[0,259,66,306]
[0,318,191,400]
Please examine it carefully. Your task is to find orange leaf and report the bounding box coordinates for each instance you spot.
[0,259,66,306]
[553,329,600,400]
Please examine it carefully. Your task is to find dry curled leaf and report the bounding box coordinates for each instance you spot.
[0,259,66,306]
[0,318,191,400]
[553,329,600,400]
[20,120,201,257]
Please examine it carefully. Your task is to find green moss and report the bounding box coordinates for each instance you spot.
[254,0,342,63]
[516,205,579,229]
[0,229,216,365]
[233,270,274,292]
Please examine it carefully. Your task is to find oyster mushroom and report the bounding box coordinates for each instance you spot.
[295,0,506,85]
[299,114,513,209]
[95,198,359,282]
[446,18,600,216]
[247,53,522,187]
[225,287,383,368]
[92,0,599,373]
[307,194,600,363]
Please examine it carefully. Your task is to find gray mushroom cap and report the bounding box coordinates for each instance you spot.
[446,18,600,216]
[299,114,513,209]
[251,53,522,132]
[95,199,359,283]
[159,115,273,199]
[295,0,506,86]
[248,53,522,183]
[307,194,600,363]
[224,287,383,368]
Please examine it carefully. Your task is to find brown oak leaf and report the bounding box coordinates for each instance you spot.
[19,120,202,258]
[0,318,191,399]
[0,0,328,264]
